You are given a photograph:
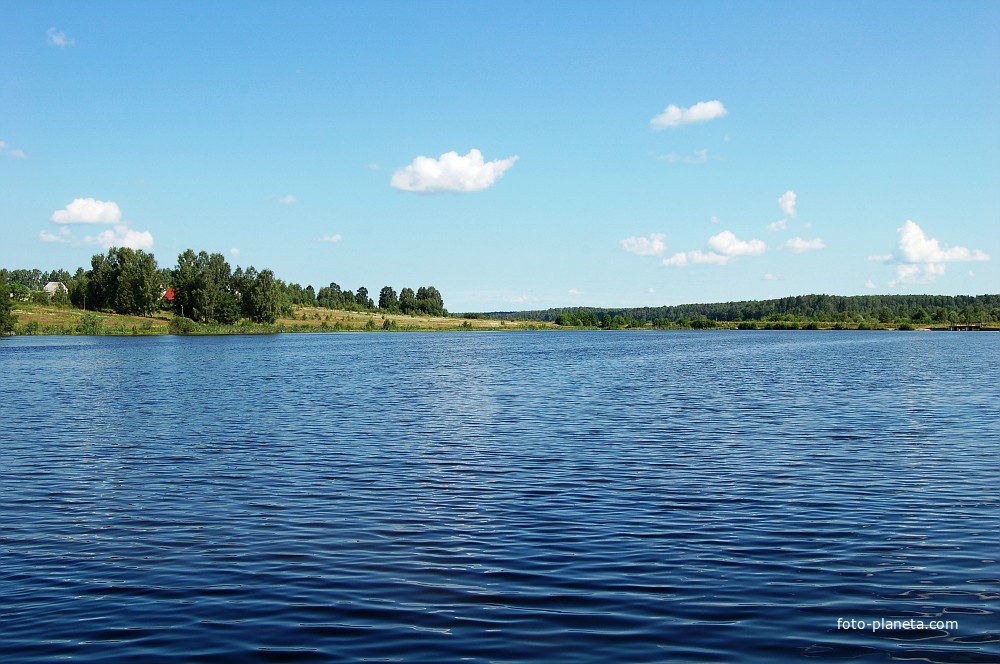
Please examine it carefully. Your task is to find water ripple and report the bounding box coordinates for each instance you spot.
[1,332,997,662]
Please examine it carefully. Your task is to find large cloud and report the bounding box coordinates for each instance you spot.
[390,149,518,193]
[897,220,988,263]
[889,220,989,285]
[44,197,153,249]
[621,233,666,256]
[51,198,122,224]
[651,101,727,129]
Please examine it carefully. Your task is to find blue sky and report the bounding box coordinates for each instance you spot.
[2,1,998,311]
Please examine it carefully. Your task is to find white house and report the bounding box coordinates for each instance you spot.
[43,281,68,297]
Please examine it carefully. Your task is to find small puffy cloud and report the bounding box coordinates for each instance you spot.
[504,295,530,304]
[868,254,892,262]
[778,191,797,218]
[366,163,381,170]
[40,227,71,244]
[51,198,122,224]
[278,194,297,205]
[662,252,689,267]
[46,27,75,48]
[655,149,708,164]
[785,237,826,253]
[321,234,342,243]
[391,148,518,193]
[763,273,775,280]
[710,215,720,224]
[690,250,729,265]
[84,225,154,250]
[662,231,764,267]
[8,149,26,159]
[568,288,582,296]
[708,230,766,257]
[651,100,727,130]
[662,250,728,266]
[230,247,240,256]
[621,233,666,256]
[768,219,787,232]
[865,279,877,289]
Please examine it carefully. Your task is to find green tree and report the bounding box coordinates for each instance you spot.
[355,286,373,310]
[247,268,281,324]
[0,275,17,335]
[399,287,417,314]
[378,286,399,311]
[415,286,445,316]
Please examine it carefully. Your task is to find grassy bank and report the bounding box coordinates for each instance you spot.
[9,303,986,337]
[7,303,557,336]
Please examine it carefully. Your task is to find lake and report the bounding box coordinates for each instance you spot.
[1,331,997,662]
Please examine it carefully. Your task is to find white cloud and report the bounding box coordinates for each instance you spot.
[763,273,775,280]
[647,287,655,294]
[39,227,71,244]
[868,254,892,262]
[8,149,26,159]
[46,27,75,48]
[662,250,729,266]
[366,163,381,170]
[690,250,730,265]
[655,149,709,164]
[778,191,797,218]
[896,220,989,263]
[51,198,122,224]
[321,234,342,243]
[886,220,989,286]
[568,288,582,296]
[0,141,5,149]
[768,219,787,232]
[504,295,530,304]
[785,237,826,253]
[84,225,154,250]
[865,279,877,289]
[661,231,765,267]
[278,194,297,205]
[708,230,766,257]
[391,149,518,193]
[651,100,727,130]
[710,215,720,224]
[621,233,666,256]
[230,247,240,256]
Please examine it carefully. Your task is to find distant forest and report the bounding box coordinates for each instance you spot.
[489,294,1000,326]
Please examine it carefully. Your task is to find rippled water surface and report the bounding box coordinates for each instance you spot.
[1,331,998,662]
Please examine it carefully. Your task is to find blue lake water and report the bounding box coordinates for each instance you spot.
[1,331,998,662]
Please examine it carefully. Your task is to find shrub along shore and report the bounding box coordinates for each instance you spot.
[3,301,994,337]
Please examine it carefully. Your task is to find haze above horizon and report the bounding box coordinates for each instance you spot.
[2,1,998,311]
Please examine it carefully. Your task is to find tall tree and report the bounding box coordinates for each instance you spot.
[247,268,280,324]
[0,275,17,335]
[378,286,399,311]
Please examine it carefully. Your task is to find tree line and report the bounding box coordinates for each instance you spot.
[500,293,1000,327]
[1,247,447,327]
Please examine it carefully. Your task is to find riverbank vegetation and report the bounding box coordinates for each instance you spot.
[3,256,998,336]
[502,294,1000,330]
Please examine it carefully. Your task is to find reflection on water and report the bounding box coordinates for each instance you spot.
[1,332,998,662]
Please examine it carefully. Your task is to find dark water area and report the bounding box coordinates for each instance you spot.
[1,331,998,662]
